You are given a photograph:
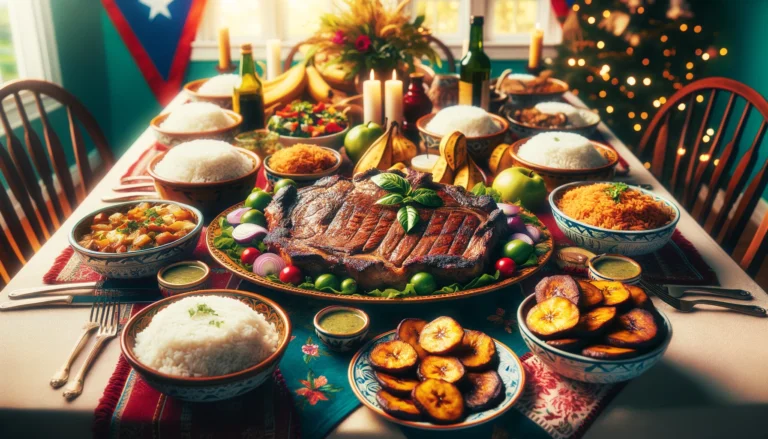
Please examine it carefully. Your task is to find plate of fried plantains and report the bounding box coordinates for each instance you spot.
[348,317,525,430]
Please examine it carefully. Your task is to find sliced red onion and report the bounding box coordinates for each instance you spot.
[232,223,268,244]
[511,233,534,246]
[497,203,521,216]
[253,253,286,277]
[507,216,527,233]
[525,225,541,243]
[226,207,252,226]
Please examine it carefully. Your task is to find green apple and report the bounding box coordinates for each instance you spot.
[492,167,547,211]
[344,121,384,163]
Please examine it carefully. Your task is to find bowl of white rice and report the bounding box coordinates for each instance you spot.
[508,132,618,192]
[148,139,260,218]
[183,74,240,109]
[151,102,243,147]
[506,102,601,138]
[416,106,509,160]
[121,289,291,402]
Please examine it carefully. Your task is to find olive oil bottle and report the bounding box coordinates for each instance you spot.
[233,43,265,130]
[459,16,491,110]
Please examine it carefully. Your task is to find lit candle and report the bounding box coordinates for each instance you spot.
[363,70,382,125]
[528,23,544,70]
[266,39,282,80]
[410,154,439,173]
[217,27,231,70]
[385,70,404,126]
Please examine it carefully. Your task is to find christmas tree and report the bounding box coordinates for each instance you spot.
[551,0,726,148]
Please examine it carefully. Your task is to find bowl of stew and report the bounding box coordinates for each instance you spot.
[68,201,204,279]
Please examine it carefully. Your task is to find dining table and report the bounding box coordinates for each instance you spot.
[1,90,767,439]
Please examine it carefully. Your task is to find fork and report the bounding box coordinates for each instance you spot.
[50,296,103,388]
[640,280,767,317]
[63,296,121,400]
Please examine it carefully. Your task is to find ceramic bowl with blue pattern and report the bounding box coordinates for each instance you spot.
[348,330,525,430]
[549,182,680,256]
[416,112,510,161]
[263,146,341,188]
[68,200,204,279]
[517,293,672,384]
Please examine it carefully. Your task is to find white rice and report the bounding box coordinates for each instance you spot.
[154,139,253,183]
[161,102,233,132]
[425,105,500,137]
[534,101,586,126]
[518,132,607,169]
[134,295,279,377]
[197,74,239,96]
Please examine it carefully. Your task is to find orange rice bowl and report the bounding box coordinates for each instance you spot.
[263,146,342,188]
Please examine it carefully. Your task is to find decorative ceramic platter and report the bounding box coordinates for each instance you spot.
[348,330,525,430]
[206,202,554,304]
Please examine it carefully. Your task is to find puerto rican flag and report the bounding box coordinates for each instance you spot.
[102,0,208,104]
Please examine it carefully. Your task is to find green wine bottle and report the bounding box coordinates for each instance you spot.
[233,43,265,130]
[459,16,491,110]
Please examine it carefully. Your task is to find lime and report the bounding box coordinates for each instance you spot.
[410,272,437,295]
[503,239,534,264]
[340,278,358,295]
[314,273,341,291]
[240,209,266,227]
[273,179,297,193]
[245,191,273,211]
[251,187,264,193]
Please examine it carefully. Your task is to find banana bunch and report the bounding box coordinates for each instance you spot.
[431,131,484,190]
[262,63,350,109]
[353,121,418,174]
[487,143,515,176]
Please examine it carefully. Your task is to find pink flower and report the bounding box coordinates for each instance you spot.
[355,35,371,52]
[302,343,319,357]
[332,30,346,44]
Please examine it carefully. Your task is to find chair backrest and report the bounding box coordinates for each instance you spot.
[637,77,768,275]
[0,79,113,285]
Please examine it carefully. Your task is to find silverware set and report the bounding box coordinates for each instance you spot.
[1,282,161,310]
[102,175,158,202]
[639,280,767,317]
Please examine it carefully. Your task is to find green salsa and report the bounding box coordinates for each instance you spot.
[594,258,640,279]
[162,264,206,285]
[319,310,366,334]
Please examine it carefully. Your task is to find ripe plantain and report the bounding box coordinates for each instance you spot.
[465,370,503,412]
[353,122,395,174]
[590,281,631,308]
[376,390,422,420]
[411,379,465,424]
[389,162,407,172]
[390,122,418,165]
[306,65,335,103]
[627,285,653,310]
[375,371,420,397]
[488,143,515,175]
[581,344,637,360]
[396,318,429,360]
[458,330,496,371]
[438,131,466,170]
[419,316,464,355]
[264,63,307,108]
[262,66,296,91]
[417,356,465,384]
[577,280,604,309]
[535,275,581,306]
[369,340,419,373]
[605,308,659,348]
[545,338,587,352]
[429,156,455,184]
[526,296,580,338]
[575,306,617,336]
[453,156,485,190]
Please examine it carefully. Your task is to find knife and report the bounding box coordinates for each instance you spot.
[665,285,753,300]
[0,292,163,311]
[8,279,160,300]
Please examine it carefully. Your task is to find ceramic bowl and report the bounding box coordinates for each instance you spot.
[183,78,233,109]
[517,293,672,383]
[500,78,569,108]
[148,148,261,219]
[416,112,509,161]
[121,289,292,402]
[509,138,619,193]
[150,109,242,147]
[549,181,681,256]
[505,107,600,139]
[68,201,203,279]
[263,146,342,188]
[313,306,370,352]
[588,254,643,285]
[271,126,350,150]
[157,260,211,297]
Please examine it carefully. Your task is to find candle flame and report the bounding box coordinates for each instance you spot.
[535,22,540,30]
[392,70,397,80]
[370,70,375,81]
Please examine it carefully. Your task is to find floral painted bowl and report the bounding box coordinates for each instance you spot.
[156,260,211,297]
[549,181,680,256]
[517,293,672,383]
[150,109,242,147]
[68,201,203,279]
[313,306,370,352]
[348,330,525,430]
[263,146,342,188]
[505,107,600,139]
[120,289,291,402]
[416,112,509,162]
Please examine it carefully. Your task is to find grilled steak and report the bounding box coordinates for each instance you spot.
[264,169,507,290]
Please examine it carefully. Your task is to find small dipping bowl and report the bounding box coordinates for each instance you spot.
[588,254,642,285]
[313,306,370,352]
[157,260,211,297]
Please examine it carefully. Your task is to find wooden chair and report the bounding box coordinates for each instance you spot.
[0,79,113,286]
[637,77,768,275]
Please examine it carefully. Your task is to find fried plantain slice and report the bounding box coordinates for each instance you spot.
[627,285,654,310]
[417,356,466,384]
[376,390,422,420]
[396,318,429,359]
[418,316,464,355]
[545,338,587,352]
[526,296,580,338]
[581,344,637,359]
[369,340,419,373]
[535,275,581,306]
[590,281,631,308]
[606,308,659,348]
[577,280,604,309]
[411,379,465,423]
[465,370,504,412]
[374,371,419,396]
[458,330,497,371]
[575,306,617,335]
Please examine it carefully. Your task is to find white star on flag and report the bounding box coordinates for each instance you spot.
[139,0,173,20]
